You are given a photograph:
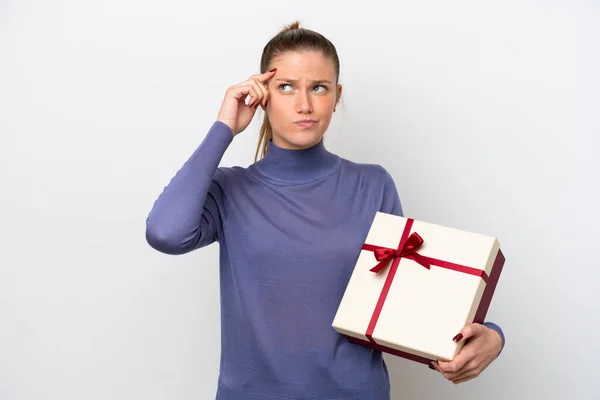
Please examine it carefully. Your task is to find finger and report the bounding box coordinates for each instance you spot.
[452,372,478,385]
[228,84,256,104]
[453,323,483,343]
[431,361,453,380]
[243,78,266,108]
[242,86,260,107]
[436,361,456,379]
[251,77,269,107]
[246,79,266,108]
[253,68,277,84]
[450,364,478,383]
[250,69,276,108]
[436,350,471,377]
[447,359,478,380]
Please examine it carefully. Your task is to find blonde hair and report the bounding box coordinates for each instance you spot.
[254,21,341,162]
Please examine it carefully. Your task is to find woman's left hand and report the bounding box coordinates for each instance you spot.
[431,323,503,384]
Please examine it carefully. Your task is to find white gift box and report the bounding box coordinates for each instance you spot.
[332,212,505,365]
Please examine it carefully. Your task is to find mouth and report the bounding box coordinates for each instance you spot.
[295,119,317,128]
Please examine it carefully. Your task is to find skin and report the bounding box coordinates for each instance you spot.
[262,50,342,150]
[217,50,342,151]
[432,323,503,384]
[216,50,503,385]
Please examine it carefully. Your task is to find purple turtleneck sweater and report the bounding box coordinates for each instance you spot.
[145,121,505,400]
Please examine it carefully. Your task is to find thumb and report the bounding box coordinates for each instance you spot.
[452,323,484,343]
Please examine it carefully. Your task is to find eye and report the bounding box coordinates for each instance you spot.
[312,85,327,93]
[279,84,292,92]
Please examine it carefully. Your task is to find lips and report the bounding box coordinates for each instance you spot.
[295,120,317,128]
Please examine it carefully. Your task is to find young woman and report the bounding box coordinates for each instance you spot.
[146,21,505,400]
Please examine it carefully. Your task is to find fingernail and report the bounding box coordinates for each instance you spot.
[453,333,463,342]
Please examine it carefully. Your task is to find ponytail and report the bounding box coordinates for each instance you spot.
[254,113,273,162]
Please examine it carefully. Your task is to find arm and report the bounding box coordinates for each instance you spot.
[482,321,505,355]
[433,321,505,384]
[379,167,404,217]
[146,68,275,254]
[145,121,233,255]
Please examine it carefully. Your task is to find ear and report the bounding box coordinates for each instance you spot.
[334,84,343,112]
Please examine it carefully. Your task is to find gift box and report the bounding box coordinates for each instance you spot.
[332,212,505,365]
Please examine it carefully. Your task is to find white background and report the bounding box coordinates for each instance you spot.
[1,0,598,399]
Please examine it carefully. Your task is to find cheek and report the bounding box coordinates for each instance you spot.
[267,101,283,118]
[316,97,336,113]
[267,95,291,116]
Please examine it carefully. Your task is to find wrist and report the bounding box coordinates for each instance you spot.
[216,119,236,136]
[485,326,503,357]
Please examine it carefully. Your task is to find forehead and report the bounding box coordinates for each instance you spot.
[270,50,336,78]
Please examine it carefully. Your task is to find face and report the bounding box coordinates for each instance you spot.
[264,50,342,150]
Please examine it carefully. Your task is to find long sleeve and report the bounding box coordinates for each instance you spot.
[379,167,404,217]
[145,121,233,255]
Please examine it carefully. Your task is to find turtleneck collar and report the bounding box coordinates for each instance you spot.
[250,137,340,184]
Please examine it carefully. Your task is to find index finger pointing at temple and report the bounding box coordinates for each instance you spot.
[256,68,277,84]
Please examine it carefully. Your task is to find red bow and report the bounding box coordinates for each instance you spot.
[369,232,431,273]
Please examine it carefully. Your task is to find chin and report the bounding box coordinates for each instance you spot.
[276,128,324,150]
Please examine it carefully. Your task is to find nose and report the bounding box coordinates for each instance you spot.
[295,89,313,115]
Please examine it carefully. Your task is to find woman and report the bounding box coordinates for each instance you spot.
[146,21,505,400]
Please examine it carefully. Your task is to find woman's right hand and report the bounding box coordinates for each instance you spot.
[217,69,276,136]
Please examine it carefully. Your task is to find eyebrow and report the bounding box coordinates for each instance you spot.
[273,78,333,85]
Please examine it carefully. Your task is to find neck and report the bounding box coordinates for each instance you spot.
[252,137,340,184]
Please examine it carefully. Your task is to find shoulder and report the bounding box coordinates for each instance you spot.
[213,165,249,184]
[211,165,265,193]
[340,158,395,184]
[340,157,403,215]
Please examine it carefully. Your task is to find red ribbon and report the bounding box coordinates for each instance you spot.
[361,218,489,344]
[366,232,431,272]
